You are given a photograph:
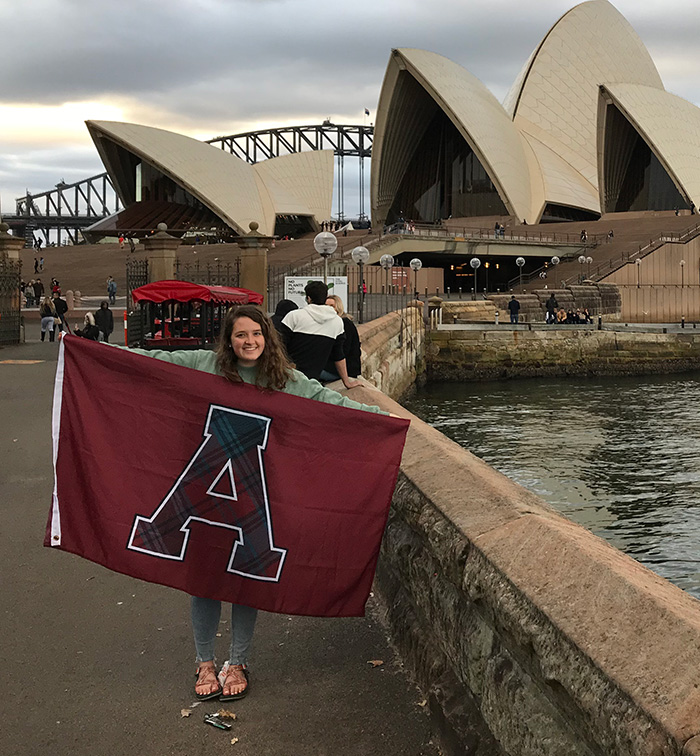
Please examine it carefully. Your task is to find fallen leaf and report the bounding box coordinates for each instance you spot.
[216,709,237,720]
[230,737,239,745]
[367,660,384,667]
[180,708,192,718]
[418,699,427,707]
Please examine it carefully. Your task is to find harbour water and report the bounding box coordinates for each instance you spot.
[403,373,700,599]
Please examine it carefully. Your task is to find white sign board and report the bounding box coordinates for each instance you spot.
[283,276,349,311]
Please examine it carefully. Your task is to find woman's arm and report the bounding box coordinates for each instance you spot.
[284,370,387,414]
[112,345,217,373]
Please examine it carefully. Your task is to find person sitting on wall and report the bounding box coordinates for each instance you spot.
[278,281,360,389]
[75,312,100,341]
[271,299,298,337]
[320,295,361,382]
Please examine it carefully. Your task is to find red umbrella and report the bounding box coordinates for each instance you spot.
[131,280,263,306]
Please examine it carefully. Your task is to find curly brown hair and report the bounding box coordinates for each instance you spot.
[216,305,294,390]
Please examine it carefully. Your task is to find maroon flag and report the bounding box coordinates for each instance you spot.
[46,336,409,617]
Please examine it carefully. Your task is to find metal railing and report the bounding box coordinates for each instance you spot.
[174,258,240,288]
[381,222,605,247]
[561,223,700,286]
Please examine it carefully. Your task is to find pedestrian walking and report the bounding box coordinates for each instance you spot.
[107,276,117,305]
[52,292,68,334]
[39,297,57,342]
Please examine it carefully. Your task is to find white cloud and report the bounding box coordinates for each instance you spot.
[1,0,698,213]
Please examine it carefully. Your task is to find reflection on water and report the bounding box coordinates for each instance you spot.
[404,374,700,599]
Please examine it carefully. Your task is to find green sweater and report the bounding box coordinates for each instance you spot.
[124,347,385,414]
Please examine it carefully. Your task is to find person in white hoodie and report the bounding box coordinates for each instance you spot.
[279,280,360,389]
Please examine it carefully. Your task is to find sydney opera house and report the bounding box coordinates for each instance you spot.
[83,0,700,240]
[371,0,700,227]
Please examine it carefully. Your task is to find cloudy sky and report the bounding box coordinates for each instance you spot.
[1,0,698,217]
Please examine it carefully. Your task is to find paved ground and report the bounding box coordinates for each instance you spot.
[0,339,437,756]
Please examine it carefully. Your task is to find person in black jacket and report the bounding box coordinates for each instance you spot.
[320,295,362,381]
[271,299,297,336]
[51,291,69,334]
[507,295,521,324]
[94,301,114,342]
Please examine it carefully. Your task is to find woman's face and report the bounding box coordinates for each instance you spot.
[325,297,339,314]
[230,316,265,367]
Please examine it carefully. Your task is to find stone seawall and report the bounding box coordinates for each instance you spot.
[349,317,700,755]
[345,380,700,756]
[356,304,424,399]
[427,327,700,381]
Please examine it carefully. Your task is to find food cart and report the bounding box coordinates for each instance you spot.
[131,280,264,349]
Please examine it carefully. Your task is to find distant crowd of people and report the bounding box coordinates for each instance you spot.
[544,293,592,324]
[508,293,594,325]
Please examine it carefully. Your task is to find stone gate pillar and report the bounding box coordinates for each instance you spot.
[142,223,180,282]
[0,223,24,261]
[236,222,273,311]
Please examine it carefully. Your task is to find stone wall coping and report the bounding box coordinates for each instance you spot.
[342,383,700,747]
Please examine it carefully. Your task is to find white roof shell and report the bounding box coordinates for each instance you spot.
[87,121,333,236]
[602,84,700,210]
[254,149,334,223]
[372,48,537,224]
[507,0,663,193]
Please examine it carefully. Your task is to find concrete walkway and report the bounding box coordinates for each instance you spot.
[0,340,437,756]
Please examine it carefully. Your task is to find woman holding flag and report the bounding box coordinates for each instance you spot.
[108,305,388,701]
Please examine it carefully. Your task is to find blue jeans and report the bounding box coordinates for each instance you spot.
[510,313,518,323]
[319,369,340,383]
[190,597,258,664]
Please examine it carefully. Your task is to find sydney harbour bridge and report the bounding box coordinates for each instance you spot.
[3,123,373,246]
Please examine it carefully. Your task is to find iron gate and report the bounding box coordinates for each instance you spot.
[175,258,240,287]
[0,257,22,345]
[125,258,148,346]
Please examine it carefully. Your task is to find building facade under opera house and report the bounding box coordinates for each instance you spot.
[370,0,700,227]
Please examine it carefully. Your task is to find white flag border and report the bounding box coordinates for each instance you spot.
[50,337,66,546]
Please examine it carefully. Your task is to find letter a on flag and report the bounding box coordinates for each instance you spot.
[45,337,409,617]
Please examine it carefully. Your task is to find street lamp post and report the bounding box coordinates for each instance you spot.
[351,245,370,323]
[515,256,525,290]
[313,231,338,284]
[586,256,593,279]
[470,257,481,300]
[551,256,560,288]
[680,259,686,323]
[578,254,586,283]
[410,258,422,300]
[380,253,394,315]
[484,261,490,293]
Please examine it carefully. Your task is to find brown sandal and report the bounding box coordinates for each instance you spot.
[218,662,249,701]
[194,662,222,700]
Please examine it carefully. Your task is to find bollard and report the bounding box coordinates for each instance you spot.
[495,310,499,325]
[682,317,685,329]
[597,315,602,331]
[459,287,462,299]
[124,310,128,346]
